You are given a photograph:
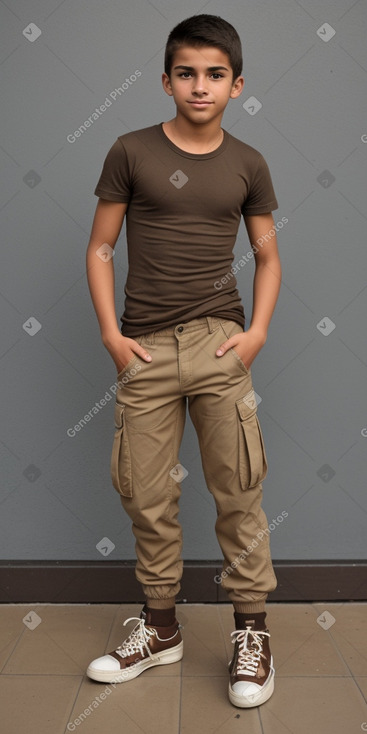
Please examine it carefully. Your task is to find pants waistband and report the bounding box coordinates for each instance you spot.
[139,315,224,342]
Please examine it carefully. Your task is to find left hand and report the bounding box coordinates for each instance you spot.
[215,328,267,371]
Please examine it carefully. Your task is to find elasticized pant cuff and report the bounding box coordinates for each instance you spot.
[232,600,266,614]
[145,596,176,609]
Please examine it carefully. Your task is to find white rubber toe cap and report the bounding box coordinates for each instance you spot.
[229,669,275,708]
[88,654,120,672]
[232,681,262,697]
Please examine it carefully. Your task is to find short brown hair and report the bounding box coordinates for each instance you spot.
[164,14,243,81]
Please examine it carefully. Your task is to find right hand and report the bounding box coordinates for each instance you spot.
[102,333,152,375]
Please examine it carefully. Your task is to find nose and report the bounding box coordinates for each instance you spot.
[192,74,208,95]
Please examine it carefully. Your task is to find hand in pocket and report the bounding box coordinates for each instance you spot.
[103,333,152,374]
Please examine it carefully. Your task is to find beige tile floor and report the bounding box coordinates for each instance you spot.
[0,602,366,734]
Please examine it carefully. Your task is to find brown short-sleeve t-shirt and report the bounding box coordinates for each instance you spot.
[94,123,278,336]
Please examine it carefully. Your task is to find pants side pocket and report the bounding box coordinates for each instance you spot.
[110,403,133,497]
[236,390,268,489]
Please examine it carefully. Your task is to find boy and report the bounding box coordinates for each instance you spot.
[86,14,281,709]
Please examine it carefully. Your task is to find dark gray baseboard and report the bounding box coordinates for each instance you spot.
[0,561,366,603]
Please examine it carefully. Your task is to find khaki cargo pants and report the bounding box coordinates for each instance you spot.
[110,316,277,607]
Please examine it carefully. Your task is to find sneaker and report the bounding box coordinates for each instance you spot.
[87,614,183,684]
[228,622,275,707]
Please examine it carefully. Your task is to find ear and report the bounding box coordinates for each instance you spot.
[162,73,174,96]
[230,75,244,99]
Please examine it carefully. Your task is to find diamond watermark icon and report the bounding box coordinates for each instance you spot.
[316,23,336,42]
[317,464,336,483]
[316,317,335,336]
[23,465,41,482]
[23,611,42,630]
[23,317,42,336]
[96,243,115,262]
[254,391,262,406]
[317,170,335,188]
[23,170,41,188]
[169,170,188,189]
[317,611,336,630]
[243,96,262,115]
[22,23,42,42]
[243,389,262,410]
[169,463,189,483]
[96,537,116,556]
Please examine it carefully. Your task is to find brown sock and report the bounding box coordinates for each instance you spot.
[141,604,176,627]
[234,611,267,631]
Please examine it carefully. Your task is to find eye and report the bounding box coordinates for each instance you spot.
[211,73,223,80]
[178,72,192,78]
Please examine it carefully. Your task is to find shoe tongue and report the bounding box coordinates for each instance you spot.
[234,611,267,631]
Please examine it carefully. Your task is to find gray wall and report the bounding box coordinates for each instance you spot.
[1,0,366,563]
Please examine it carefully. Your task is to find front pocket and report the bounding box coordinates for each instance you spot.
[110,402,133,497]
[116,335,147,380]
[116,354,141,381]
[220,320,249,374]
[229,347,249,374]
[236,390,268,489]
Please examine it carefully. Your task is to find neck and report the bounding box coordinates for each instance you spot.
[163,114,224,154]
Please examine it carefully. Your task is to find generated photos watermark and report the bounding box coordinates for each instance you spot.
[214,510,288,584]
[66,677,129,731]
[66,363,141,437]
[214,217,288,291]
[67,71,142,143]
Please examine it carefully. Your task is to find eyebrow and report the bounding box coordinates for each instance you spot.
[173,65,230,72]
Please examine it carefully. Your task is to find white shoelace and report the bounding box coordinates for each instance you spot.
[230,626,271,677]
[115,617,156,660]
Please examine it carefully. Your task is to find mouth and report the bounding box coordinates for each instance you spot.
[188,101,213,108]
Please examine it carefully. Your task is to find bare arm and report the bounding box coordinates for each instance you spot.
[216,212,281,369]
[86,199,152,373]
[244,212,282,340]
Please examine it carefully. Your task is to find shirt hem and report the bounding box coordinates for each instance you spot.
[120,309,245,338]
[242,201,279,216]
[94,188,130,202]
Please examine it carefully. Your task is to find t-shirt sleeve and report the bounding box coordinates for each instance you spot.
[94,138,131,202]
[241,153,278,216]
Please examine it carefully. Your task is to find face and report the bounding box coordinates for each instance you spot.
[162,45,244,125]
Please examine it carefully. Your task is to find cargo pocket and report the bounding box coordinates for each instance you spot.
[110,402,133,497]
[235,389,268,489]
